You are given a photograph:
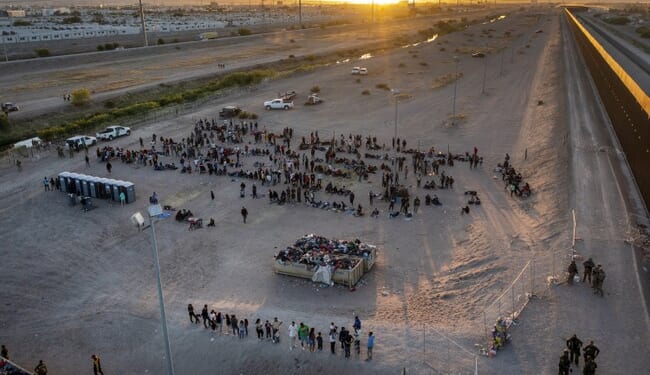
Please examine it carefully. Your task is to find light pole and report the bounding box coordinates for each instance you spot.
[451,56,459,125]
[390,88,400,187]
[139,0,149,47]
[132,205,174,375]
[481,49,488,94]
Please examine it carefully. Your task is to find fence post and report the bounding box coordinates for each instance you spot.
[423,323,425,366]
[511,283,515,320]
[475,355,479,375]
[483,311,488,347]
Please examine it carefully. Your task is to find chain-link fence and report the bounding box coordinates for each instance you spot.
[478,260,535,355]
[422,325,478,375]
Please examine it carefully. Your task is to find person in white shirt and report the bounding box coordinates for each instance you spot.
[288,321,297,350]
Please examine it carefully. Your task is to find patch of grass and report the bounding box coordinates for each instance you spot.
[71,88,91,106]
[398,63,406,68]
[238,28,252,36]
[355,78,361,83]
[432,72,463,89]
[604,16,631,25]
[375,83,390,91]
[362,90,370,95]
[419,62,428,66]
[34,48,50,58]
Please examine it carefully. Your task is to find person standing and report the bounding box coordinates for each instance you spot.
[298,322,309,350]
[43,177,50,192]
[366,332,375,361]
[583,258,595,285]
[317,332,323,351]
[369,191,374,206]
[413,197,421,213]
[106,162,112,174]
[567,260,578,285]
[329,327,337,354]
[91,354,104,375]
[210,190,215,201]
[349,192,355,206]
[593,265,605,297]
[34,360,48,375]
[583,341,600,362]
[353,316,362,333]
[559,349,571,375]
[308,328,316,352]
[566,334,583,366]
[119,191,126,207]
[241,206,248,223]
[1,344,8,359]
[201,305,209,328]
[85,155,90,167]
[187,304,196,323]
[288,321,297,350]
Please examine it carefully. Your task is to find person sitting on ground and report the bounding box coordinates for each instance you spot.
[389,211,400,218]
[461,205,470,215]
[431,195,441,206]
[371,208,379,217]
[355,204,364,217]
[207,218,216,227]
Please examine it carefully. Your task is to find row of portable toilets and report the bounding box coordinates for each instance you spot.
[58,172,136,204]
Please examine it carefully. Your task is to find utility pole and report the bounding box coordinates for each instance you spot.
[299,0,302,26]
[139,0,148,47]
[1,39,8,62]
[451,56,459,125]
[481,49,488,94]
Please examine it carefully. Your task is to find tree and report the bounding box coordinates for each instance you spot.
[34,48,51,57]
[71,88,91,106]
[0,112,9,127]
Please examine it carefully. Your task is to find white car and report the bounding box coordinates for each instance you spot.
[264,99,294,110]
[96,125,131,141]
[66,135,97,148]
[359,68,368,75]
[351,67,361,75]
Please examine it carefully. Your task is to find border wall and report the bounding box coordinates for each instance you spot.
[564,8,650,211]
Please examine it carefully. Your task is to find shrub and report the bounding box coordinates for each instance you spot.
[0,113,8,127]
[398,63,406,68]
[62,16,82,24]
[71,88,91,106]
[604,16,631,25]
[238,28,252,36]
[289,54,295,59]
[251,113,258,120]
[34,48,51,57]
[420,62,428,66]
[13,20,32,27]
[362,90,370,95]
[104,43,120,50]
[157,38,165,45]
[375,83,390,91]
[290,39,295,43]
[310,85,320,93]
[636,26,650,38]
[97,45,105,51]
[355,78,361,83]
[305,55,316,61]
[104,100,116,109]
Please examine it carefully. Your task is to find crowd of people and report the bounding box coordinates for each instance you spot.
[567,257,606,297]
[186,304,375,361]
[559,335,600,375]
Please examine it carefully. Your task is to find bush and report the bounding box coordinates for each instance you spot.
[420,62,428,66]
[398,63,406,68]
[97,45,105,51]
[62,16,82,24]
[104,100,116,109]
[362,90,370,95]
[310,85,320,93]
[104,43,120,51]
[305,55,316,61]
[636,26,650,38]
[34,48,51,57]
[289,54,295,59]
[157,38,165,45]
[290,39,295,43]
[0,113,8,127]
[13,20,32,27]
[238,28,252,36]
[71,88,91,106]
[376,83,390,91]
[604,16,631,25]
[355,78,361,83]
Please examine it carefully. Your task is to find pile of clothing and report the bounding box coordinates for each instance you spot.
[275,234,376,270]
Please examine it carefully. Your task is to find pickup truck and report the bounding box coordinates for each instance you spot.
[96,126,131,140]
[264,99,293,110]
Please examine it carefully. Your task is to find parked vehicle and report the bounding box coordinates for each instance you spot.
[471,52,486,58]
[198,32,219,41]
[96,126,131,140]
[66,135,97,149]
[264,99,293,110]
[279,91,297,102]
[351,67,361,75]
[219,105,242,118]
[1,102,19,113]
[359,68,368,75]
[305,94,323,105]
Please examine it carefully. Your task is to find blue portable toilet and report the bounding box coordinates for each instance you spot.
[123,181,136,203]
[58,172,70,193]
[87,177,98,198]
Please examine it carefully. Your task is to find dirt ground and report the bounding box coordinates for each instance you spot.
[1,5,649,375]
